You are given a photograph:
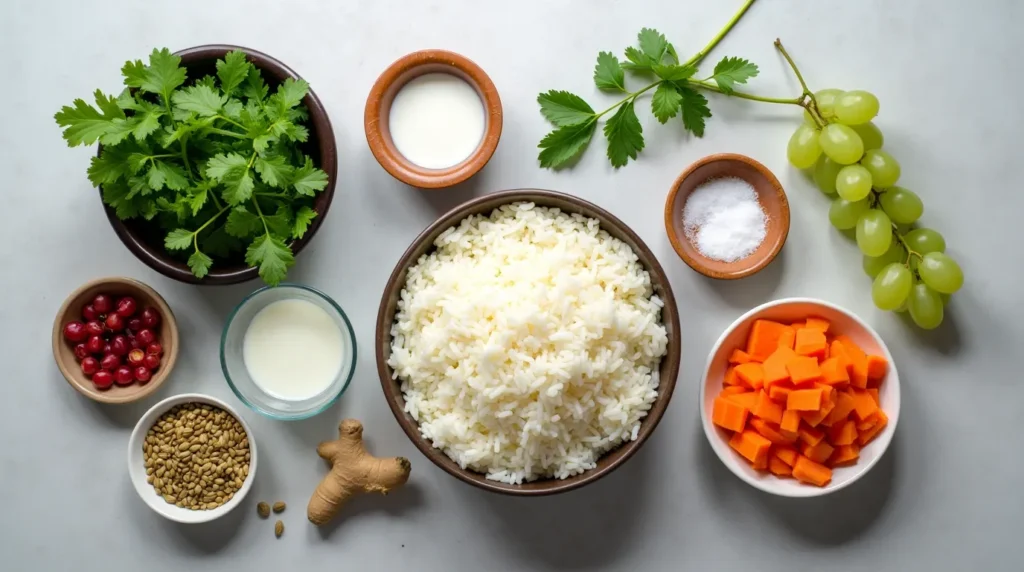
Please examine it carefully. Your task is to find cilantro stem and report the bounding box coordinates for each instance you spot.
[179,140,194,179]
[246,152,258,170]
[251,197,270,236]
[207,127,247,139]
[688,80,802,105]
[194,205,230,234]
[255,191,289,199]
[216,115,247,130]
[596,81,661,118]
[681,0,757,68]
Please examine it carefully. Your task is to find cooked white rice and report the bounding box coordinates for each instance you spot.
[388,202,669,484]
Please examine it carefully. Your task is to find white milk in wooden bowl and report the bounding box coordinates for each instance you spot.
[388,73,486,169]
[220,285,357,420]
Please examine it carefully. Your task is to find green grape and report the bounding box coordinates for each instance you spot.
[835,164,873,201]
[804,88,843,123]
[813,156,843,194]
[851,122,884,151]
[828,197,870,230]
[879,187,923,224]
[918,252,964,294]
[907,283,944,329]
[856,209,893,256]
[862,242,904,278]
[819,124,864,165]
[904,228,945,254]
[872,262,912,310]
[834,90,880,125]
[787,124,822,169]
[860,149,901,188]
[894,300,909,313]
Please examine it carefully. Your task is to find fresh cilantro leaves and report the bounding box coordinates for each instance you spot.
[56,48,329,285]
[536,28,760,168]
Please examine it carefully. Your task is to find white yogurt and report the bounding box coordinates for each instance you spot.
[242,299,343,401]
[388,73,485,169]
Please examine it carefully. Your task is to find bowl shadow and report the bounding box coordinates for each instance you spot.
[467,445,652,570]
[695,417,896,546]
[693,247,787,309]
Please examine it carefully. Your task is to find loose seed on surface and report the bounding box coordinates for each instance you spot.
[272,501,286,513]
[275,520,284,538]
[257,502,270,518]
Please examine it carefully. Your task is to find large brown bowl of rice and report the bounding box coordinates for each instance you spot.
[376,189,681,495]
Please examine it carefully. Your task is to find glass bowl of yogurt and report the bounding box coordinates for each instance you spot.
[220,284,357,420]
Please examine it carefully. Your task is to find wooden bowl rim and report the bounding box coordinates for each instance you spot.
[364,49,503,189]
[101,44,338,285]
[375,189,681,495]
[663,153,790,280]
[51,277,180,404]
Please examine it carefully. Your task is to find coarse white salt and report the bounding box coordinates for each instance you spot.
[682,177,767,262]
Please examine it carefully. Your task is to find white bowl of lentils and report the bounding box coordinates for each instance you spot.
[128,393,257,523]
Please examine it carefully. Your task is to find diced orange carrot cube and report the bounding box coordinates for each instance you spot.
[768,384,792,404]
[734,362,765,391]
[769,456,793,477]
[868,388,880,405]
[725,392,758,411]
[857,410,889,446]
[830,420,858,446]
[793,455,833,487]
[753,390,784,425]
[774,445,799,466]
[777,326,796,351]
[836,335,869,388]
[729,430,772,466]
[722,386,750,395]
[780,410,801,438]
[866,354,888,381]
[795,328,828,358]
[801,396,836,427]
[798,425,825,447]
[746,320,790,362]
[712,397,749,432]
[802,440,835,464]
[762,346,795,387]
[749,417,795,444]
[787,388,824,411]
[829,444,860,467]
[729,349,753,365]
[805,317,831,332]
[826,391,857,426]
[850,388,879,421]
[723,366,743,387]
[820,357,850,387]
[786,356,822,386]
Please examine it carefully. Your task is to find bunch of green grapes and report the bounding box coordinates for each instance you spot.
[786,89,963,329]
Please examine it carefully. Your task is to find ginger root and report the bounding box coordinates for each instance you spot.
[307,419,411,526]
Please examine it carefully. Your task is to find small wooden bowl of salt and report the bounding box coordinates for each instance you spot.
[664,153,789,280]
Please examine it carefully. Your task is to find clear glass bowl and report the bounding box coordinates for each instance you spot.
[220,284,357,420]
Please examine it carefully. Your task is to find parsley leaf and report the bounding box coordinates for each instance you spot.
[172,85,227,117]
[290,157,328,196]
[538,119,597,169]
[268,78,309,116]
[154,160,189,191]
[54,90,124,146]
[709,57,759,94]
[121,60,148,88]
[593,52,626,92]
[255,155,293,188]
[187,250,213,279]
[139,48,186,100]
[603,101,644,168]
[205,152,248,180]
[241,67,268,102]
[216,50,251,95]
[245,234,294,286]
[638,29,669,64]
[292,206,317,239]
[677,85,712,137]
[537,90,595,127]
[88,146,132,185]
[653,64,696,82]
[164,228,194,250]
[622,46,651,71]
[651,82,682,123]
[263,204,294,237]
[225,206,262,238]
[102,181,143,219]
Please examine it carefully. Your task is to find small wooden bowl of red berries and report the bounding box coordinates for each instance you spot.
[52,277,179,404]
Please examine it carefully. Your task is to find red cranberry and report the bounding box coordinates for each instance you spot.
[105,313,125,332]
[116,296,137,318]
[84,320,105,337]
[143,354,161,370]
[127,349,146,366]
[82,304,99,321]
[114,366,135,385]
[134,366,152,383]
[73,344,90,361]
[136,329,156,345]
[81,357,100,376]
[86,335,105,354]
[63,321,88,342]
[92,370,114,389]
[92,294,113,314]
[141,307,161,329]
[146,342,163,356]
[103,343,112,355]
[100,354,121,371]
[127,318,143,333]
[129,337,141,350]
[110,336,129,356]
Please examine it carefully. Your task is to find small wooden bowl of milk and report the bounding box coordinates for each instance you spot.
[220,284,357,420]
[365,49,502,188]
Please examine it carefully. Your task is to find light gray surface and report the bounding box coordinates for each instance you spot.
[1,0,1020,569]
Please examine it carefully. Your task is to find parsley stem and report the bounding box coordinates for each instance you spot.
[207,127,247,139]
[682,0,757,68]
[688,80,802,105]
[596,82,661,118]
[179,140,194,179]
[193,205,230,235]
[251,197,270,236]
[216,115,247,130]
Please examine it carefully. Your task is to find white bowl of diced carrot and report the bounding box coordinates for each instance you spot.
[699,297,899,497]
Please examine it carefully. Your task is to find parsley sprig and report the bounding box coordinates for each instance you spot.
[538,0,785,168]
[55,49,328,285]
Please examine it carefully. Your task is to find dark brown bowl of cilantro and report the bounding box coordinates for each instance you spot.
[57,45,337,285]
